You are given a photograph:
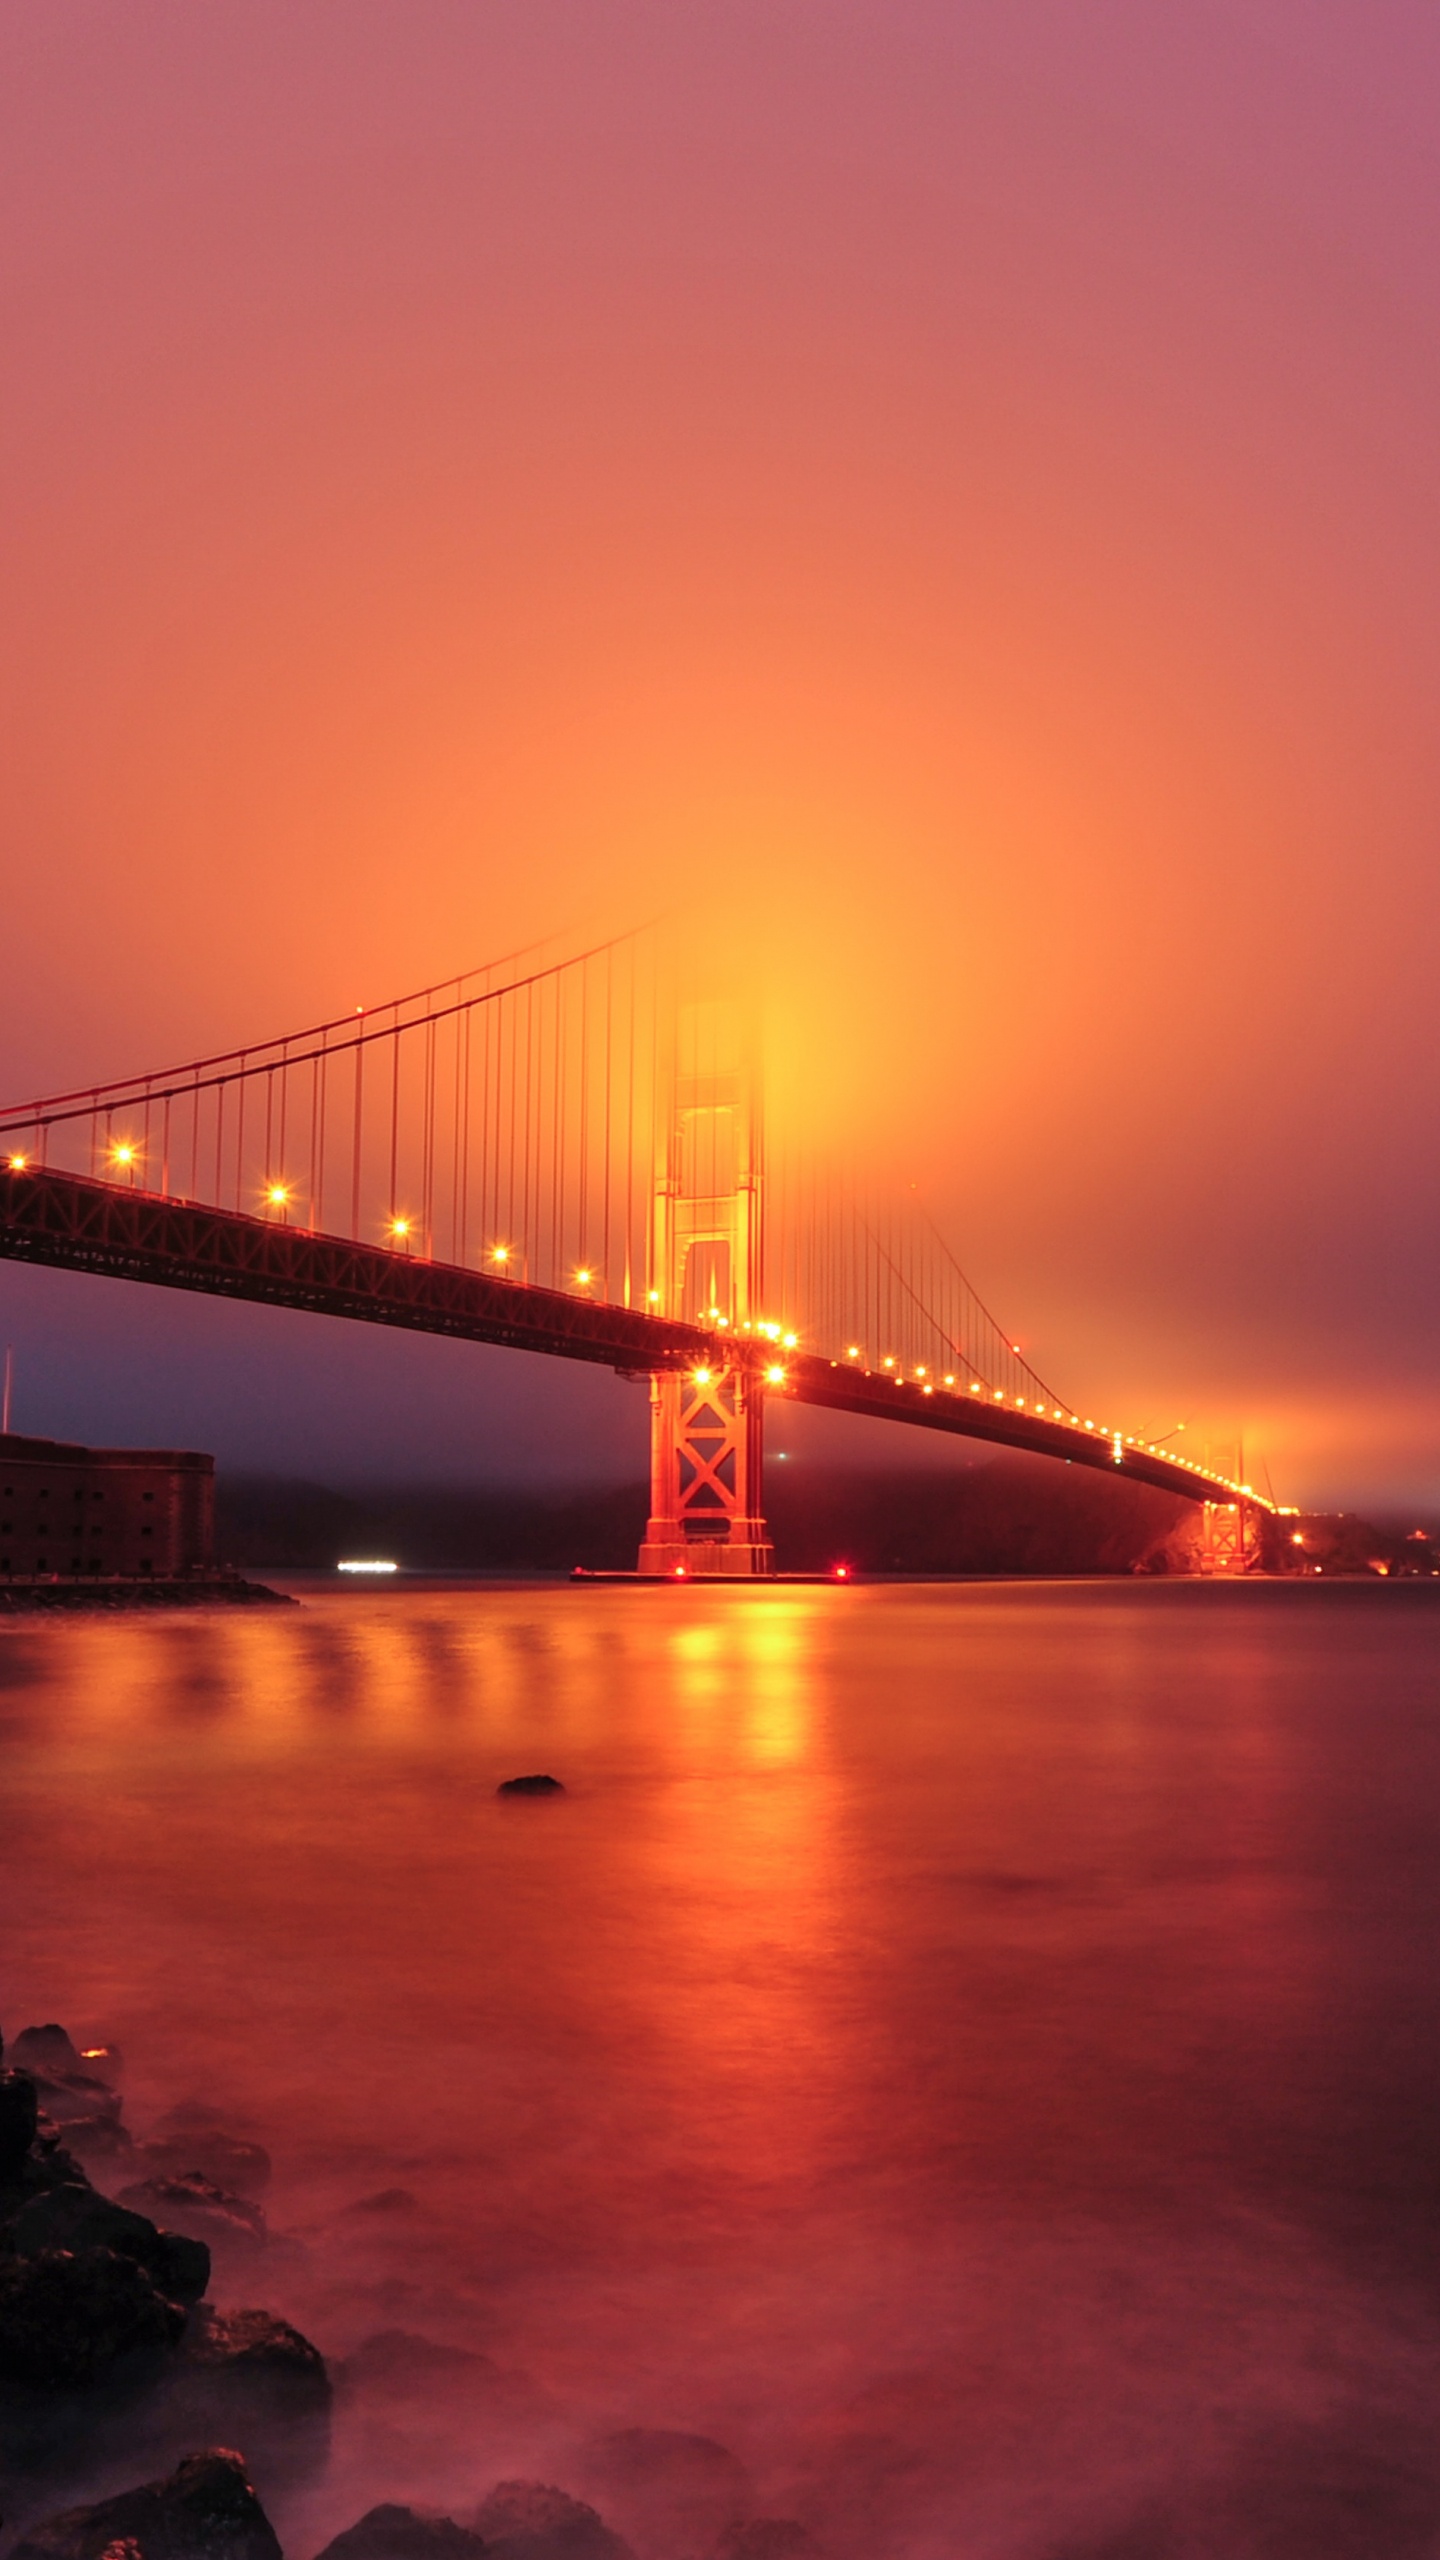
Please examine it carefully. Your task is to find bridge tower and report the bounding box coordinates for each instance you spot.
[638,991,774,1577]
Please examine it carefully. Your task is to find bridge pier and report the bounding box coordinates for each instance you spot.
[638,1367,774,1576]
[638,984,774,1578]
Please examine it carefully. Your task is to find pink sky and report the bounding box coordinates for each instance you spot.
[3,2,1439,1506]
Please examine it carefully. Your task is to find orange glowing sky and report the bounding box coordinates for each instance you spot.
[3,3,1439,1507]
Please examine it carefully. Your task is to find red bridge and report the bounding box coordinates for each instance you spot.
[0,926,1268,1574]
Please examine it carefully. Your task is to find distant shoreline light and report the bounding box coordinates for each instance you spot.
[337,1559,399,1574]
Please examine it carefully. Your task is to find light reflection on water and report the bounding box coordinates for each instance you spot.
[3,1581,1440,2559]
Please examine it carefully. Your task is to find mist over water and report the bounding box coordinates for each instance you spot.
[4,1581,1440,2559]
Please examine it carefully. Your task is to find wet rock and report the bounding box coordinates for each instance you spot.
[579,2433,750,2557]
[495,1775,565,1796]
[26,2071,125,2130]
[471,2483,630,2560]
[50,2114,136,2169]
[7,2180,210,2303]
[9,2028,85,2077]
[0,2246,186,2389]
[136,2133,271,2197]
[0,2072,39,2177]
[712,2529,822,2560]
[9,2446,282,2560]
[173,2303,331,2420]
[117,2173,265,2253]
[312,2505,490,2560]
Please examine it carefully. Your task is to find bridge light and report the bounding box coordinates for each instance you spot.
[915,1365,927,1377]
[993,1389,1004,1400]
[882,1356,895,1369]
[111,1142,136,1167]
[847,1346,860,1358]
[944,1374,954,1385]
[389,1216,411,1241]
[970,1382,981,1393]
[922,1383,933,1395]
[832,1563,850,1580]
[491,1244,510,1266]
[647,1288,660,1302]
[575,1267,593,1286]
[7,1153,27,1171]
[266,1183,290,1209]
[693,1366,713,1385]
[783,1332,798,1348]
[766,1364,786,1385]
[673,1563,687,1578]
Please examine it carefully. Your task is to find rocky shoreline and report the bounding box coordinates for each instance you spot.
[0,2022,816,2560]
[0,1579,294,1616]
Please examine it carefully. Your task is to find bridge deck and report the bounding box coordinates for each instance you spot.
[0,1167,1255,1510]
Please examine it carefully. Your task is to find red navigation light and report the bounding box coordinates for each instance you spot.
[673,1564,687,1578]
[832,1563,850,1580]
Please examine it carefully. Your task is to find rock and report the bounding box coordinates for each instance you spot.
[135,2134,271,2197]
[495,1775,565,1796]
[312,2505,490,2560]
[26,2071,125,2129]
[471,2483,630,2560]
[74,2043,124,2088]
[0,2246,186,2389]
[52,2114,136,2168]
[7,2180,211,2304]
[578,2433,750,2557]
[8,2446,282,2560]
[9,2028,84,2077]
[0,2071,39,2176]
[713,2529,821,2560]
[174,2303,331,2421]
[117,2173,266,2253]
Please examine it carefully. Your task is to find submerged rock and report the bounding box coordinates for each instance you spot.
[135,2133,271,2197]
[0,2246,186,2389]
[472,2483,630,2560]
[713,2529,822,2560]
[8,2180,210,2303]
[9,2447,282,2560]
[174,2303,331,2418]
[117,2172,266,2253]
[313,2505,490,2560]
[495,1774,565,1796]
[579,2432,750,2556]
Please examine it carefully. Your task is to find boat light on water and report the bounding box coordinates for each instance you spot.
[337,1559,399,1574]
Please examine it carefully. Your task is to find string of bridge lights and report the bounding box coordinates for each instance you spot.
[5,1122,1261,1506]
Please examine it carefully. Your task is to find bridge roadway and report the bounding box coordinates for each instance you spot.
[0,1165,1252,1510]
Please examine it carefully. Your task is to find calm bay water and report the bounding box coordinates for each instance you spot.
[3,1579,1440,2558]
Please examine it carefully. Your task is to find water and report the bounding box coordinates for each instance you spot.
[4,1579,1440,2559]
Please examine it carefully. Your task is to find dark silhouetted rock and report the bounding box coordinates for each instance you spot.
[0,2246,186,2389]
[580,2433,750,2557]
[27,2071,124,2128]
[496,1775,565,1796]
[117,2173,265,2253]
[10,2028,84,2077]
[312,2505,490,2560]
[9,2447,282,2560]
[174,2304,331,2420]
[472,2483,629,2560]
[713,2528,821,2560]
[0,2070,39,2176]
[8,2181,210,2303]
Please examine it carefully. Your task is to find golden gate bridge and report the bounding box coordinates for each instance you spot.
[0,921,1268,1575]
